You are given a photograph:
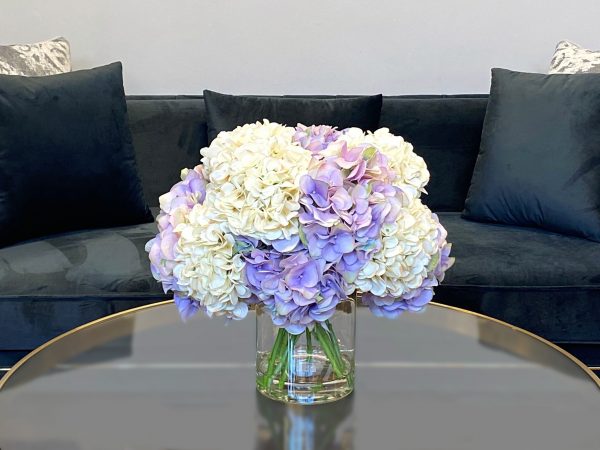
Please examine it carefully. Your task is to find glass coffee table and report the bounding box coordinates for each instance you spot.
[0,300,598,450]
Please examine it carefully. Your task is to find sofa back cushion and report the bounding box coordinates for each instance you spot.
[127,96,209,204]
[463,69,600,242]
[380,95,488,212]
[0,63,152,248]
[128,95,488,211]
[204,90,383,142]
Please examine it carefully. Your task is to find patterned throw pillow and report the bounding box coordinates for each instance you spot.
[549,40,600,74]
[0,37,71,76]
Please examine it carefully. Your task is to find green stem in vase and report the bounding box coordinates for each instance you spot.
[260,328,287,389]
[325,320,346,373]
[278,348,289,389]
[272,334,290,378]
[260,324,346,391]
[277,333,298,389]
[314,324,344,378]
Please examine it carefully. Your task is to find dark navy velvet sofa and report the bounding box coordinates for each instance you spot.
[2,95,599,368]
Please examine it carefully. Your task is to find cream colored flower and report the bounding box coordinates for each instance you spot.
[336,127,430,201]
[173,204,251,319]
[200,121,312,241]
[355,198,441,298]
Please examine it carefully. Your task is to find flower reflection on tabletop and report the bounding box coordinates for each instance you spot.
[255,390,354,450]
[146,120,454,404]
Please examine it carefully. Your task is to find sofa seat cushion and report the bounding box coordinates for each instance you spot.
[4,212,600,351]
[0,223,166,350]
[439,213,600,343]
[0,223,162,297]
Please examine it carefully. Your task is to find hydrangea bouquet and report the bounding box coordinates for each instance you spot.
[146,121,453,403]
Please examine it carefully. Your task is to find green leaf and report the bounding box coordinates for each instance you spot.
[233,239,253,255]
[363,146,377,160]
[298,226,308,247]
[427,252,440,271]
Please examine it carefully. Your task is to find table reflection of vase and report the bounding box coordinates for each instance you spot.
[255,390,355,450]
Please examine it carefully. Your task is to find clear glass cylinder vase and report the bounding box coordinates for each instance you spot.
[256,299,355,404]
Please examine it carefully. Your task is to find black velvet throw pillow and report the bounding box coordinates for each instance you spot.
[0,62,152,248]
[463,68,600,242]
[204,90,383,142]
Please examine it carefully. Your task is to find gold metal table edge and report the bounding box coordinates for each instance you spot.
[0,299,172,391]
[434,303,600,389]
[0,300,598,391]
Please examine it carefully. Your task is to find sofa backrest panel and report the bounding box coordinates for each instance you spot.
[380,95,488,212]
[126,95,488,211]
[127,96,208,205]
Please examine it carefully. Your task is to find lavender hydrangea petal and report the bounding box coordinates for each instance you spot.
[175,293,202,321]
[272,235,301,253]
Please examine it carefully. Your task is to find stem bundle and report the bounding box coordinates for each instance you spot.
[259,324,347,393]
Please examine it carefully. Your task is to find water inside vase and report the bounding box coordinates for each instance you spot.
[256,344,354,404]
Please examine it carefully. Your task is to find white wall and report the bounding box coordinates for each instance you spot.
[2,0,600,95]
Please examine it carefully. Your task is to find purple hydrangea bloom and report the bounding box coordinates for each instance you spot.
[282,251,323,303]
[145,165,207,310]
[244,245,348,334]
[305,224,354,263]
[175,293,204,321]
[297,139,404,284]
[293,124,341,153]
[244,247,284,299]
[361,294,408,319]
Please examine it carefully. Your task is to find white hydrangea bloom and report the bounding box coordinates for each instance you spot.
[173,203,251,319]
[337,127,430,201]
[201,121,312,241]
[355,198,441,298]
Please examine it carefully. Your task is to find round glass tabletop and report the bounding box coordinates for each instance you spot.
[0,301,598,450]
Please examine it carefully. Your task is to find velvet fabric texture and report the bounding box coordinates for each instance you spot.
[463,68,600,242]
[379,95,487,211]
[0,220,167,350]
[438,213,600,343]
[0,63,152,248]
[4,95,600,364]
[2,212,600,353]
[129,95,489,211]
[127,97,209,203]
[203,90,383,142]
[0,221,161,298]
